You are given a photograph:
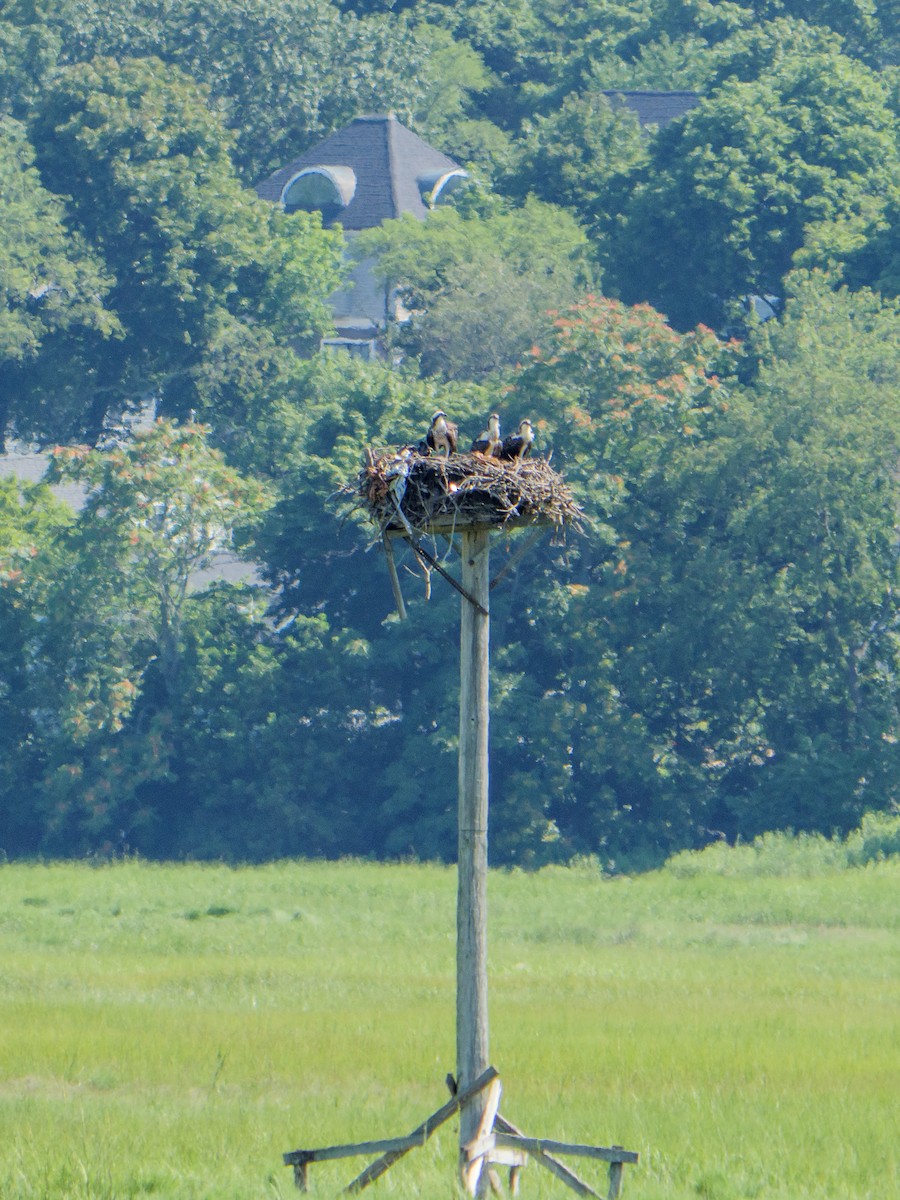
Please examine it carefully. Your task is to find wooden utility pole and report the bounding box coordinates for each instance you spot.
[282,483,640,1196]
[456,526,491,1154]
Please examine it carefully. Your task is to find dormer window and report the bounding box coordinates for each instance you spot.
[417,168,468,208]
[282,166,357,224]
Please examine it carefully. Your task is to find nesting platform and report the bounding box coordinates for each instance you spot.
[307,448,640,1200]
[359,448,583,536]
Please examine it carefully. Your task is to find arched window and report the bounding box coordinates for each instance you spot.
[281,167,356,223]
[417,168,468,208]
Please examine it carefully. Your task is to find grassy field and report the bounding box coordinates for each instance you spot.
[0,855,897,1199]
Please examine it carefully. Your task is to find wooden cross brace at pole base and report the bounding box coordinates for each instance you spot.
[282,501,638,1197]
[283,1064,638,1198]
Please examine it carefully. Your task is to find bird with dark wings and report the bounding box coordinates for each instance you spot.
[425,410,459,456]
[470,413,502,457]
[498,418,535,461]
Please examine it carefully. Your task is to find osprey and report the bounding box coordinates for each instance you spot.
[426,410,459,456]
[470,413,502,457]
[499,418,535,461]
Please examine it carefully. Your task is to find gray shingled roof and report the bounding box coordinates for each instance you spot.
[255,114,465,231]
[601,90,700,128]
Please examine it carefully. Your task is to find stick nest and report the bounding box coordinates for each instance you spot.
[358,448,583,536]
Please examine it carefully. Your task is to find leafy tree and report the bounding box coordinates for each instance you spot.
[22,55,342,442]
[838,191,900,298]
[0,476,74,850]
[148,0,433,181]
[48,419,272,704]
[0,116,114,445]
[411,23,514,178]
[170,594,382,860]
[357,197,594,379]
[503,91,648,243]
[505,275,900,857]
[582,32,718,93]
[704,16,848,85]
[417,0,548,95]
[247,353,487,620]
[736,0,886,65]
[5,0,900,867]
[0,0,438,182]
[417,0,744,118]
[607,44,900,328]
[0,410,394,860]
[704,274,900,836]
[2,420,273,856]
[244,355,495,861]
[504,294,738,862]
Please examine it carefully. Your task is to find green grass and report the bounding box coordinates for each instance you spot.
[0,857,897,1198]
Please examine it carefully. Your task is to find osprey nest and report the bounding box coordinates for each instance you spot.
[358,448,583,537]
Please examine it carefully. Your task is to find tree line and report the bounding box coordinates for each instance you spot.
[1,0,900,867]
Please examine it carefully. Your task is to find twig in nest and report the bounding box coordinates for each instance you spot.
[356,450,583,539]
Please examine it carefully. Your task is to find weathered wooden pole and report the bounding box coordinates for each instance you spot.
[457,526,491,1157]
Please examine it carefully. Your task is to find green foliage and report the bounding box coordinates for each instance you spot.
[502,297,739,863]
[0,422,273,857]
[585,32,719,92]
[0,117,111,364]
[357,197,594,379]
[2,0,900,867]
[410,23,514,177]
[846,809,900,864]
[48,419,272,697]
[607,42,900,327]
[665,810,900,877]
[148,0,433,182]
[710,274,900,837]
[170,594,388,860]
[738,0,888,64]
[839,189,900,297]
[0,117,115,441]
[236,357,487,860]
[704,16,847,86]
[501,278,900,859]
[0,477,74,849]
[246,352,487,613]
[0,0,435,182]
[10,279,900,867]
[418,0,744,107]
[0,474,70,551]
[19,55,342,441]
[665,829,855,878]
[503,90,648,243]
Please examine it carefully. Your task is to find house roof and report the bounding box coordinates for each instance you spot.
[255,114,466,231]
[601,89,700,128]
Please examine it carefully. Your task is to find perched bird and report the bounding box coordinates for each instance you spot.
[425,410,459,456]
[499,418,535,461]
[470,413,502,458]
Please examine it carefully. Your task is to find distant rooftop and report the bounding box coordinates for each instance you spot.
[256,114,467,231]
[601,89,700,127]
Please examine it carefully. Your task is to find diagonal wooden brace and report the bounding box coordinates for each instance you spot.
[342,1066,500,1193]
